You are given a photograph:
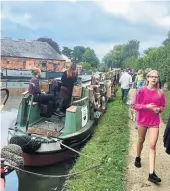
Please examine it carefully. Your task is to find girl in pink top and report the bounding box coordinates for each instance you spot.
[132,70,166,183]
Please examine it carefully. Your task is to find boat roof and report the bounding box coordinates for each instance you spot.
[54,75,91,82]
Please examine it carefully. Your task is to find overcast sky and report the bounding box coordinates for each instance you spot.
[1,0,170,60]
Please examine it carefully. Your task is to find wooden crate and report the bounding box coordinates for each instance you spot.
[72,86,82,97]
[40,81,49,93]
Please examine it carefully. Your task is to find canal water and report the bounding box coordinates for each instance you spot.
[0,81,83,191]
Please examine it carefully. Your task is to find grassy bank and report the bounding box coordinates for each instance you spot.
[162,91,170,123]
[66,92,130,191]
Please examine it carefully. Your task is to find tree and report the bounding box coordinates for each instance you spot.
[135,41,170,89]
[80,62,92,72]
[123,56,138,70]
[162,31,170,46]
[72,46,86,63]
[82,48,99,68]
[102,44,126,68]
[62,47,73,59]
[102,52,115,68]
[37,37,60,53]
[98,63,108,72]
[102,40,140,69]
[144,47,158,55]
[126,40,140,58]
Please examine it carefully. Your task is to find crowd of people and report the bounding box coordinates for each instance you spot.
[119,68,163,103]
[28,65,169,184]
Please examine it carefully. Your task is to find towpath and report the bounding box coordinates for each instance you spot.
[125,90,170,191]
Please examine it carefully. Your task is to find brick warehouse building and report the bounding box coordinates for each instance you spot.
[0,38,67,72]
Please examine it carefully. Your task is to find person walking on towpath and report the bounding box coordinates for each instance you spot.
[135,69,144,90]
[134,69,145,129]
[119,69,132,103]
[132,70,166,183]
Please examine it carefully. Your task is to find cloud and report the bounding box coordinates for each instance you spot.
[1,0,170,60]
[1,2,49,30]
[97,0,170,29]
[1,4,33,29]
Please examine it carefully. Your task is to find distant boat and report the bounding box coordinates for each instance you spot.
[1,68,92,80]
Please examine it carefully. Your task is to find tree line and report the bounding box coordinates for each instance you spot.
[36,31,170,88]
[36,37,99,71]
[102,31,170,89]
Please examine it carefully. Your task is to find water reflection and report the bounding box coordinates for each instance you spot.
[18,159,76,191]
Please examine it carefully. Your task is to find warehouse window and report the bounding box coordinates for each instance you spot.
[42,62,47,67]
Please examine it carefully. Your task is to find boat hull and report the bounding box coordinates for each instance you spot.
[22,120,95,166]
[23,149,77,166]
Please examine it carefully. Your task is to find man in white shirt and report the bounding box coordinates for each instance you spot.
[119,69,132,103]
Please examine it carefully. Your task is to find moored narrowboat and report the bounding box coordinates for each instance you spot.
[8,75,111,166]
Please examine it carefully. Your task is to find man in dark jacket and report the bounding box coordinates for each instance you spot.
[159,79,162,89]
[164,116,170,155]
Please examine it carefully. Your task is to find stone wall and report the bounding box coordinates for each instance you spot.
[0,57,83,75]
[0,57,67,72]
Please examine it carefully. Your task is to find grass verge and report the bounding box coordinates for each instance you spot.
[66,91,130,191]
[162,91,170,123]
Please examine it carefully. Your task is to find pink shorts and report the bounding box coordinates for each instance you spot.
[137,123,159,128]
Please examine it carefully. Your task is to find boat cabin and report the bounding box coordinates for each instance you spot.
[12,81,91,139]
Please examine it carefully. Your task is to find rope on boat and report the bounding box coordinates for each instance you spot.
[7,161,102,178]
[57,140,101,162]
[6,141,105,178]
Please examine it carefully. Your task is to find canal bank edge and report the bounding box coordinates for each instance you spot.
[65,90,130,191]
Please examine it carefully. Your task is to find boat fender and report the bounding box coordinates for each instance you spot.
[9,135,41,153]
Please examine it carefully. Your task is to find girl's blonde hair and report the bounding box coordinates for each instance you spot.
[145,70,163,96]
